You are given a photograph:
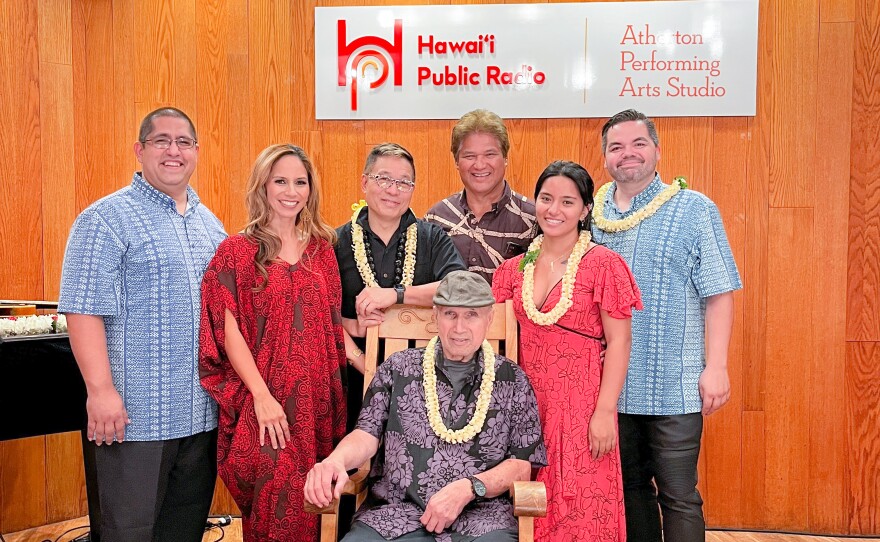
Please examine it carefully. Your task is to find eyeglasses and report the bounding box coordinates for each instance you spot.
[142,137,198,150]
[367,174,415,193]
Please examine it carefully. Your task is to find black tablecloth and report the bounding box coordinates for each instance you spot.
[0,334,87,441]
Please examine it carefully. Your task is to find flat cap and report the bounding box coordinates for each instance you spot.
[433,270,495,307]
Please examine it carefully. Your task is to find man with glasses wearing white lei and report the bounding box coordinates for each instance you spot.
[305,271,546,542]
[335,143,465,427]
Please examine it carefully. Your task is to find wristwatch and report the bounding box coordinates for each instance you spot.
[468,476,487,500]
[394,284,406,304]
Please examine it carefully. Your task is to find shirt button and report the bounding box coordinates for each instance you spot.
[471,258,477,262]
[383,273,389,278]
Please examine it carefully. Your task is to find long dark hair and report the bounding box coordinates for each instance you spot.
[533,160,595,236]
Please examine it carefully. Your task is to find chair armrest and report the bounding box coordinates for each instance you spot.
[303,464,369,515]
[511,481,547,518]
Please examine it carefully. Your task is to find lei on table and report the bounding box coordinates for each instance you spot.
[592,176,688,232]
[350,199,417,287]
[519,230,592,326]
[0,314,67,338]
[423,336,495,444]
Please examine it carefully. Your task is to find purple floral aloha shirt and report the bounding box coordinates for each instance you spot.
[354,345,547,541]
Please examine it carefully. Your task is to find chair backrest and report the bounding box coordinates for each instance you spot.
[363,301,517,393]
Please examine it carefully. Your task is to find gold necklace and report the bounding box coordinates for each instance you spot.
[541,250,572,273]
[592,177,687,232]
[423,337,495,444]
[350,201,417,287]
[520,230,591,326]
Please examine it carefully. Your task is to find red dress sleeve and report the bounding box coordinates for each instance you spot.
[199,235,251,419]
[492,256,522,303]
[313,238,348,443]
[589,247,644,319]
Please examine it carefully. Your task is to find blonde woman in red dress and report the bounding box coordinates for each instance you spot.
[492,160,641,542]
[200,144,346,541]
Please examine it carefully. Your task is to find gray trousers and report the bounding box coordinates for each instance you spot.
[89,429,217,542]
[343,521,518,542]
[619,412,705,542]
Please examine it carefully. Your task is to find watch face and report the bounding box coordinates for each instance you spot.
[471,477,487,497]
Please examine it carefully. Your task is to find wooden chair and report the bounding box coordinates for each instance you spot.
[305,301,547,542]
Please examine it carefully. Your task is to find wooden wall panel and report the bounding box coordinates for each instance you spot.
[740,411,766,528]
[45,433,87,523]
[741,0,773,414]
[821,0,855,22]
[321,120,365,227]
[292,0,319,132]
[72,0,119,212]
[763,208,813,530]
[0,0,43,301]
[249,0,294,157]
[847,0,880,341]
[0,438,47,533]
[505,119,546,197]
[767,0,818,208]
[809,21,853,534]
[110,0,138,189]
[846,342,880,533]
[703,117,749,528]
[195,0,233,225]
[580,118,608,187]
[38,0,75,302]
[3,0,880,536]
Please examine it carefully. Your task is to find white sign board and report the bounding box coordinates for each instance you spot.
[315,1,759,119]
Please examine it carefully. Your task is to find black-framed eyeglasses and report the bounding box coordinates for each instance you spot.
[367,174,415,193]
[142,137,198,150]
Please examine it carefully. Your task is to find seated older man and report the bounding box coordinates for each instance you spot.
[305,271,546,542]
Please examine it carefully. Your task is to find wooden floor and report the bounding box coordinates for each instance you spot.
[3,516,878,542]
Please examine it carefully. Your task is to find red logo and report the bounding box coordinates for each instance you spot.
[337,19,403,111]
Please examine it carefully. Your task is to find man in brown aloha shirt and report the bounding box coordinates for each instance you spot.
[425,110,536,284]
[305,272,546,542]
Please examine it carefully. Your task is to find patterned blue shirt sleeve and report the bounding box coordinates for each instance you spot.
[59,205,125,316]
[691,199,743,298]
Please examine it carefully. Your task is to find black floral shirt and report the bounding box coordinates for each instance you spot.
[354,345,547,541]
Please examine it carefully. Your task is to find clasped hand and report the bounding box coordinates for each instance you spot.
[304,458,349,508]
[420,478,473,534]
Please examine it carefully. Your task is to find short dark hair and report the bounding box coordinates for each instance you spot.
[138,107,197,143]
[533,160,595,235]
[363,142,416,182]
[601,109,659,151]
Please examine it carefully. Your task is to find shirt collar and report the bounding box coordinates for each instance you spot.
[356,206,418,238]
[131,172,199,213]
[607,173,663,214]
[458,181,512,214]
[435,343,488,383]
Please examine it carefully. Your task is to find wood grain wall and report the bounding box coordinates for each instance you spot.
[1,0,877,535]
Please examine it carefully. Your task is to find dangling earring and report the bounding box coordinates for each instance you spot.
[299,206,312,237]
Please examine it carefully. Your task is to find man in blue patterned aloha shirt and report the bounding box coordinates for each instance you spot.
[591,109,742,542]
[59,107,226,542]
[305,271,546,542]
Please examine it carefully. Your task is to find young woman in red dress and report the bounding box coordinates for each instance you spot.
[199,144,346,541]
[492,160,642,542]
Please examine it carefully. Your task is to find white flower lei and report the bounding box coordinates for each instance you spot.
[423,336,495,444]
[350,200,417,287]
[0,314,67,338]
[592,177,687,232]
[520,230,592,326]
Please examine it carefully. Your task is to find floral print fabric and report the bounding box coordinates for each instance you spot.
[354,345,546,540]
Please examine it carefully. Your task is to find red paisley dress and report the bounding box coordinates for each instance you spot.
[199,234,346,542]
[492,245,642,542]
